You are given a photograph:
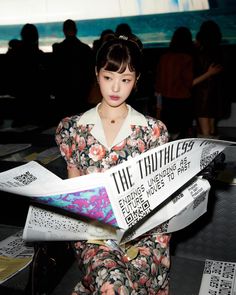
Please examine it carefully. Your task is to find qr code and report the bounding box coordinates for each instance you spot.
[212,261,224,275]
[125,200,151,227]
[210,275,220,288]
[13,171,37,186]
[219,279,232,295]
[222,263,235,280]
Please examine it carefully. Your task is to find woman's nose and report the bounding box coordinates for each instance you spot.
[112,80,120,92]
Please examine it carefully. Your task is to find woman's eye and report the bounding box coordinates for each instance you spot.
[104,75,112,80]
[122,79,131,83]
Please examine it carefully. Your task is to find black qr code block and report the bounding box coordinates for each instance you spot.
[222,263,235,279]
[219,279,232,295]
[142,200,150,210]
[210,275,219,288]
[208,290,217,295]
[204,260,214,274]
[125,214,134,225]
[212,261,223,275]
[14,171,37,185]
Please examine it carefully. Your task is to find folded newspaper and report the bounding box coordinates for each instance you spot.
[0,138,234,243]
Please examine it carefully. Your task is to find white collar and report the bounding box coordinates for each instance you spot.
[77,103,148,150]
[78,103,148,126]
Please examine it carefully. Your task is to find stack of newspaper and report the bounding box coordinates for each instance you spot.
[199,259,236,295]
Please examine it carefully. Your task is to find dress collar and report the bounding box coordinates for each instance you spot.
[77,103,148,150]
[78,103,148,126]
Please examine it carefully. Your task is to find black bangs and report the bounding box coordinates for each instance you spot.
[103,45,134,73]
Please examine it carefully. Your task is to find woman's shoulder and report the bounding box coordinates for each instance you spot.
[129,105,167,129]
[56,113,83,131]
[145,115,168,129]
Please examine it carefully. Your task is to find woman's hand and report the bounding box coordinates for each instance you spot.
[207,63,223,77]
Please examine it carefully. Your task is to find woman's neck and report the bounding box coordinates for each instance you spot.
[98,103,128,124]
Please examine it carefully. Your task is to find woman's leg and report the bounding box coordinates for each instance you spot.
[71,232,170,295]
[197,117,211,136]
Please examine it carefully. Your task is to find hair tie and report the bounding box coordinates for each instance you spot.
[119,35,128,40]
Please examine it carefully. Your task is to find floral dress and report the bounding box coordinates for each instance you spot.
[55,104,170,295]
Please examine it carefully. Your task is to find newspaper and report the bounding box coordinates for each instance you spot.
[0,138,234,243]
[22,175,210,243]
[198,259,236,295]
[0,230,34,284]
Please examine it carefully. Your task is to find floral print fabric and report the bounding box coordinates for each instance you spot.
[55,108,170,294]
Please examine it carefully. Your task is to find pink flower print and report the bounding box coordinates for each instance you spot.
[127,138,137,147]
[113,139,126,151]
[75,135,86,151]
[83,248,98,264]
[104,258,117,269]
[100,282,115,295]
[109,152,118,162]
[152,125,161,139]
[89,144,106,162]
[139,246,151,256]
[155,235,170,248]
[139,275,148,285]
[161,256,170,268]
[60,143,72,160]
[87,135,95,145]
[151,262,158,275]
[153,248,162,264]
[137,138,145,153]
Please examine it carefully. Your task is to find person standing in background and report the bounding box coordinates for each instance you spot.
[155,25,223,140]
[52,19,94,120]
[155,27,196,140]
[193,20,224,138]
[6,23,49,127]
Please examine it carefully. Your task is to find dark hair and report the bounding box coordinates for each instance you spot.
[198,20,222,48]
[115,23,132,36]
[21,23,39,44]
[96,35,143,77]
[170,26,193,53]
[63,19,77,36]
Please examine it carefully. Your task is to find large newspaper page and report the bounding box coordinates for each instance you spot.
[0,138,235,242]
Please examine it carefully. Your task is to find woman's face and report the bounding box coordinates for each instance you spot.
[97,66,136,107]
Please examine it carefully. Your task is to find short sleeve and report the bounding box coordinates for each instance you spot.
[146,116,169,149]
[55,117,77,167]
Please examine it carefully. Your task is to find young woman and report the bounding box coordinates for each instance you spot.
[55,35,170,295]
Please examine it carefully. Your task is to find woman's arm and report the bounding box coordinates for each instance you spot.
[193,63,223,86]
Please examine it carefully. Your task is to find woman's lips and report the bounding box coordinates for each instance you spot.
[110,95,120,101]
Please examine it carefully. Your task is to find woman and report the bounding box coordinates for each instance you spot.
[193,20,224,137]
[155,26,195,140]
[55,35,170,294]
